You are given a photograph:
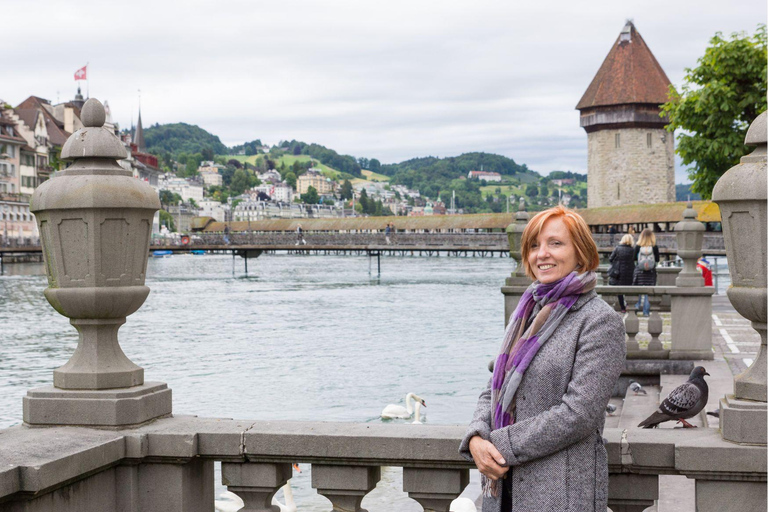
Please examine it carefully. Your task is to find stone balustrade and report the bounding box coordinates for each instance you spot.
[1,417,765,512]
[597,285,715,360]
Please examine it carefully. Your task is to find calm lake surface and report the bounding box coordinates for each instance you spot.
[1,253,517,510]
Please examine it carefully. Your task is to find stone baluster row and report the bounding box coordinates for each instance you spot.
[221,462,469,512]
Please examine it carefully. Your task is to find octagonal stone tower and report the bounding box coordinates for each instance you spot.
[577,21,675,208]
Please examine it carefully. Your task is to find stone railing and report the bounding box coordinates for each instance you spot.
[1,417,765,512]
[596,285,715,360]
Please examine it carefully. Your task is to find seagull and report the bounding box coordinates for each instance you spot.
[605,404,617,416]
[638,367,709,429]
[629,381,647,395]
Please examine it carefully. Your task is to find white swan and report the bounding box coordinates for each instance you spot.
[214,491,243,512]
[450,497,478,511]
[271,480,297,512]
[411,400,425,424]
[381,393,426,419]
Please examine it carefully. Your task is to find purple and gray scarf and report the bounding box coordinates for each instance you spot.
[484,270,596,496]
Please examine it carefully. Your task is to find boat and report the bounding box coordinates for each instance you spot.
[191,250,206,255]
[152,250,173,258]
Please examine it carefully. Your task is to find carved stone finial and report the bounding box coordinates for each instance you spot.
[81,98,106,128]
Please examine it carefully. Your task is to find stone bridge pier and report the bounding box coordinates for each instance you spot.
[0,101,765,512]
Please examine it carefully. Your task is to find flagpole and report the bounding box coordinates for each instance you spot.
[86,62,90,98]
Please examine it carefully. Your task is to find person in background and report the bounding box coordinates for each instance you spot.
[608,225,617,246]
[460,205,625,511]
[385,223,392,245]
[697,257,713,287]
[632,228,660,316]
[296,224,306,246]
[609,234,635,313]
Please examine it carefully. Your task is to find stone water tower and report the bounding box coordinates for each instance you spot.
[576,21,675,208]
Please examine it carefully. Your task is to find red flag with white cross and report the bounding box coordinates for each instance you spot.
[74,65,87,81]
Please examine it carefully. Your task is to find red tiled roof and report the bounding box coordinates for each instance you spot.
[14,95,72,147]
[576,22,672,110]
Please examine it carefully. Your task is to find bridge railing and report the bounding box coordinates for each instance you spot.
[2,417,763,512]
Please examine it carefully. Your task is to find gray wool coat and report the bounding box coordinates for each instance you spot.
[459,290,626,512]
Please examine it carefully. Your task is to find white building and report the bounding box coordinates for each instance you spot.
[199,171,223,187]
[258,169,282,184]
[197,199,228,222]
[468,170,502,182]
[159,175,204,204]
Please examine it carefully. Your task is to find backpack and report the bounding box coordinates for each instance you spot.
[638,246,656,271]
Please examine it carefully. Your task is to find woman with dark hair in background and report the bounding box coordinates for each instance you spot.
[609,234,636,313]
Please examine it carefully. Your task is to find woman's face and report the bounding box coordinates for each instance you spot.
[528,217,579,284]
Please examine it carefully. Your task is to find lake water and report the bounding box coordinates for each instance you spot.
[1,253,517,510]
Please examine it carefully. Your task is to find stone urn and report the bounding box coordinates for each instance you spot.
[30,99,160,390]
[712,111,767,444]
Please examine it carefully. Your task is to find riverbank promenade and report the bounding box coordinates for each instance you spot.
[0,100,764,512]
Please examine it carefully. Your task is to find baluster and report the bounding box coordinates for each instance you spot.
[402,467,469,512]
[311,464,380,512]
[624,293,640,353]
[608,473,658,512]
[221,462,292,512]
[646,293,664,352]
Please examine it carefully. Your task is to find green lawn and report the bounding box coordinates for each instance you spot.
[361,169,390,182]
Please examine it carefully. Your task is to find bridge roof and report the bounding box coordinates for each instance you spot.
[196,201,720,232]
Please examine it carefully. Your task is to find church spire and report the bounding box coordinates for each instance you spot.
[133,108,145,152]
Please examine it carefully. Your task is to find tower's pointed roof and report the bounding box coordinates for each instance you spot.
[576,21,671,110]
[133,109,145,151]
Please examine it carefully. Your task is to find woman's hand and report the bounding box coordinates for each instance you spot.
[468,436,509,480]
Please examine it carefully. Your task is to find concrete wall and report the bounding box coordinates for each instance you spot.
[588,127,675,208]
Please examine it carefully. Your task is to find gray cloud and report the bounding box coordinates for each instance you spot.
[3,0,763,182]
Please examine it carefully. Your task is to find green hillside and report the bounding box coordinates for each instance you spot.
[145,123,228,157]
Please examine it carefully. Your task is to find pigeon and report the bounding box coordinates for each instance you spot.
[638,367,709,428]
[629,381,647,395]
[605,404,617,416]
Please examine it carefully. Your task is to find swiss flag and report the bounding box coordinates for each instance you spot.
[74,65,87,81]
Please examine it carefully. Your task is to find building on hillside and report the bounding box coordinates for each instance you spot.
[272,182,293,203]
[199,171,223,187]
[258,169,282,184]
[297,169,334,195]
[468,170,502,182]
[166,205,196,233]
[551,178,575,187]
[159,175,204,204]
[197,200,228,222]
[576,20,675,208]
[199,163,225,174]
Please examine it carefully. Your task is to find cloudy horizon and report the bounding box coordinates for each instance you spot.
[4,0,764,182]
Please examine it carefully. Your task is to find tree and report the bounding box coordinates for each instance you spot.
[201,146,214,161]
[230,169,249,196]
[358,188,370,213]
[661,25,767,198]
[227,159,242,169]
[301,186,319,204]
[369,159,381,173]
[525,184,539,197]
[285,172,297,189]
[340,179,353,200]
[159,210,176,232]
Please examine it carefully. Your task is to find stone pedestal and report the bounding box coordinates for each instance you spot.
[311,465,380,512]
[222,462,292,512]
[674,201,705,287]
[503,200,531,326]
[402,467,469,512]
[669,289,715,360]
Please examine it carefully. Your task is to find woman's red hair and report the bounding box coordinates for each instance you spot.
[520,205,599,279]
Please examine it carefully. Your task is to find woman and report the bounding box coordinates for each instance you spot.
[459,205,626,511]
[632,229,660,317]
[609,234,636,313]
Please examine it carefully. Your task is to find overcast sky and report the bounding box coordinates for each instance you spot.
[4,0,765,181]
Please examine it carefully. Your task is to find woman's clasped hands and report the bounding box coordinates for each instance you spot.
[468,436,509,480]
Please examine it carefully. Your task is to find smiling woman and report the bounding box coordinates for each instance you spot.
[459,205,625,512]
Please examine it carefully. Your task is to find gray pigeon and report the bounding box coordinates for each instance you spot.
[605,404,617,416]
[629,381,647,395]
[638,367,709,428]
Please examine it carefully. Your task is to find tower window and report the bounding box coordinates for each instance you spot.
[615,133,620,148]
[647,133,652,148]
